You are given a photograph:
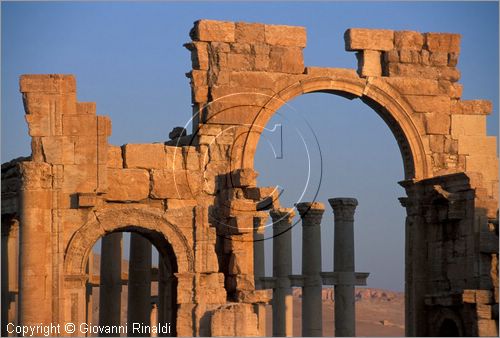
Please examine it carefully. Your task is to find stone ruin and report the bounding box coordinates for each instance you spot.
[1,19,499,336]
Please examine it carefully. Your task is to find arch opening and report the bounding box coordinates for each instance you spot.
[85,229,177,337]
[64,208,194,337]
[234,76,428,181]
[253,91,406,336]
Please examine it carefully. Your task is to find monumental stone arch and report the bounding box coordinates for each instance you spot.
[1,19,499,337]
[229,74,429,179]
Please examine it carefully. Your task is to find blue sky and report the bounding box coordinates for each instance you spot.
[2,1,498,291]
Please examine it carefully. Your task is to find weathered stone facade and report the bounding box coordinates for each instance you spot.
[1,19,498,336]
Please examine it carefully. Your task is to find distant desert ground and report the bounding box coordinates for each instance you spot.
[265,288,405,337]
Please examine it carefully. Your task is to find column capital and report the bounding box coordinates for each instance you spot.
[1,218,19,237]
[64,274,88,289]
[295,202,325,225]
[328,198,358,221]
[270,208,295,222]
[254,211,269,235]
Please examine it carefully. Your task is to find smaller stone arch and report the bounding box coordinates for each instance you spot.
[64,207,194,277]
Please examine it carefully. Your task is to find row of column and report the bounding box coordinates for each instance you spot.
[95,233,157,337]
[255,198,359,337]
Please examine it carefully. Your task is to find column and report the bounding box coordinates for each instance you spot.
[8,220,19,334]
[1,220,17,334]
[254,212,268,336]
[2,224,9,336]
[296,202,324,337]
[158,256,174,337]
[253,212,267,287]
[99,232,123,332]
[127,233,152,335]
[329,198,358,337]
[270,208,295,337]
[9,221,19,327]
[150,303,158,338]
[85,251,94,326]
[18,162,53,326]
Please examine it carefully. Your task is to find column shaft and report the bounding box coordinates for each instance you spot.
[253,213,267,287]
[86,285,93,328]
[3,221,19,335]
[86,252,94,326]
[19,185,53,326]
[270,208,295,337]
[329,198,358,338]
[127,233,152,334]
[296,202,324,337]
[158,256,174,337]
[1,221,18,331]
[99,232,123,332]
[1,229,9,336]
[150,304,158,338]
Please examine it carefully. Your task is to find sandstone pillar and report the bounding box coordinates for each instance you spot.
[18,162,53,326]
[296,202,324,337]
[2,219,19,337]
[158,256,167,335]
[253,212,267,287]
[253,214,268,336]
[99,232,123,332]
[85,251,94,325]
[8,222,18,332]
[158,256,175,337]
[1,226,8,335]
[329,198,358,337]
[270,208,295,337]
[1,219,19,336]
[1,227,8,335]
[127,233,152,334]
[150,303,158,338]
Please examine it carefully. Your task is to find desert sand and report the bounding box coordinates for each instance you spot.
[264,288,405,337]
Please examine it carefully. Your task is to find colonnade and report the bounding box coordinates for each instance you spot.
[88,233,172,337]
[255,198,368,337]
